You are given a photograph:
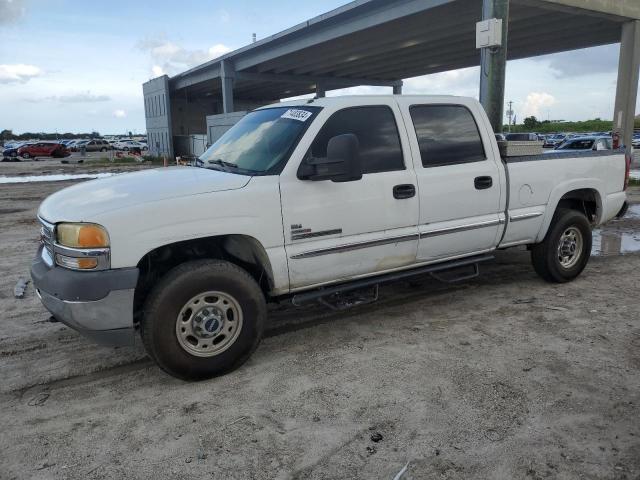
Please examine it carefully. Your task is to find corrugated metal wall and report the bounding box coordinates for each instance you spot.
[143,75,174,158]
[206,112,247,145]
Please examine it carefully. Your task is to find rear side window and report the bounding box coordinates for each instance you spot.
[309,106,404,174]
[410,105,486,167]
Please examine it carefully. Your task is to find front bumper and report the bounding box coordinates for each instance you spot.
[31,247,139,346]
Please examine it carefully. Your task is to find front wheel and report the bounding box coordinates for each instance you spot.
[21,152,30,159]
[531,208,592,283]
[140,259,266,380]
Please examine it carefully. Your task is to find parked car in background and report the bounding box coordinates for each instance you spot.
[632,134,640,148]
[2,142,34,158]
[85,139,111,152]
[17,142,70,159]
[69,140,89,151]
[70,139,110,152]
[543,134,566,148]
[547,136,613,154]
[114,140,148,152]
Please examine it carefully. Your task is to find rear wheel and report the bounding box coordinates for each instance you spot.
[531,208,592,283]
[100,147,107,152]
[140,260,266,380]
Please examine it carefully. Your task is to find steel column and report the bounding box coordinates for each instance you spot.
[613,20,640,156]
[315,81,326,98]
[479,0,510,133]
[220,59,235,114]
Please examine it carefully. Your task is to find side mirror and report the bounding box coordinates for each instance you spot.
[298,133,362,182]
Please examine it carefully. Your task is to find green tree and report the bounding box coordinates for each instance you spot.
[0,129,14,141]
[523,116,539,130]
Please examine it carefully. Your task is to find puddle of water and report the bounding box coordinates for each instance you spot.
[592,229,640,256]
[592,204,640,256]
[0,172,117,184]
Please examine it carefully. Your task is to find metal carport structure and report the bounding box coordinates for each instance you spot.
[142,0,640,158]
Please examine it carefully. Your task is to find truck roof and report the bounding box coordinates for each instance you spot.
[259,94,469,110]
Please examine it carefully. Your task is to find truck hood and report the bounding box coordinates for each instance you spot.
[38,167,252,222]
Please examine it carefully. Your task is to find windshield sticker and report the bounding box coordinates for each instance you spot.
[281,109,313,122]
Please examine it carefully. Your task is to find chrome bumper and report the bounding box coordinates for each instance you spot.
[37,288,136,346]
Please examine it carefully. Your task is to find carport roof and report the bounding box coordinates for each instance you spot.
[168,0,640,100]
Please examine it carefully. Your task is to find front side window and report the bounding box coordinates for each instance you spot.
[199,106,319,175]
[410,105,486,167]
[309,106,404,174]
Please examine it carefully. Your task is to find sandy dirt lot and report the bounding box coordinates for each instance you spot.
[0,163,639,479]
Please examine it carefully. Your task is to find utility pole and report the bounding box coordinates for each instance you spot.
[506,100,514,133]
[478,0,510,133]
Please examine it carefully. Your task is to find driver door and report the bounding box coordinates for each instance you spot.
[279,101,420,290]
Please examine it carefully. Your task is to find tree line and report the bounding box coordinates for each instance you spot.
[505,116,640,133]
[1,129,135,141]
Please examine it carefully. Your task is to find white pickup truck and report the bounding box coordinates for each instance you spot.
[31,95,630,380]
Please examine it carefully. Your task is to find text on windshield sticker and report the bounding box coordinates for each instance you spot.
[281,109,313,122]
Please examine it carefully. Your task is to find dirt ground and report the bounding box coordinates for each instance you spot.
[0,162,639,479]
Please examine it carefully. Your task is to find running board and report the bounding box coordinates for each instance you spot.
[291,254,494,307]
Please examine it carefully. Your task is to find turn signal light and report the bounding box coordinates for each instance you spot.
[57,223,110,248]
[55,254,98,270]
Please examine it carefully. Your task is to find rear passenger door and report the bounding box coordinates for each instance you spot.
[279,102,419,289]
[397,99,504,262]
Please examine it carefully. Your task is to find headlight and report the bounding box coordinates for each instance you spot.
[56,223,109,248]
[53,223,110,271]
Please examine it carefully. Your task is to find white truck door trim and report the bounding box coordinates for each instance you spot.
[290,232,420,259]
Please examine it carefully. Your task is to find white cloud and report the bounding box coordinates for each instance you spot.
[138,35,233,77]
[151,65,164,77]
[209,43,232,59]
[404,68,479,97]
[0,0,28,25]
[113,109,127,118]
[0,63,42,84]
[522,92,556,118]
[138,35,231,77]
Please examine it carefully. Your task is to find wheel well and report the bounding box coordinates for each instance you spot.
[133,235,274,323]
[556,188,600,224]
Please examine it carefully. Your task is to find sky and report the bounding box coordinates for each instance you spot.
[0,0,638,135]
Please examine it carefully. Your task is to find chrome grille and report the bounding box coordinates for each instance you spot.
[38,218,55,266]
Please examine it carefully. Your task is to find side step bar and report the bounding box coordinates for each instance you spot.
[291,254,494,306]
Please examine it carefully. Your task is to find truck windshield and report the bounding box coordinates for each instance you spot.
[198,106,320,175]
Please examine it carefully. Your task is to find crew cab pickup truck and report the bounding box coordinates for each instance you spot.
[31,96,630,380]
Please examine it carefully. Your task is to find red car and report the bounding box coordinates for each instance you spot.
[17,142,70,159]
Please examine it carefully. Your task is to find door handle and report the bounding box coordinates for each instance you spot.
[393,184,416,199]
[474,176,493,190]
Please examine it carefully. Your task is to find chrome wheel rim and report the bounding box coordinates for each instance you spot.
[175,291,243,357]
[557,226,583,269]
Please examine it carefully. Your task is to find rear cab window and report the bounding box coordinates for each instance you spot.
[409,104,486,168]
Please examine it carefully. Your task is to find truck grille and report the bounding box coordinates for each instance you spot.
[39,218,55,266]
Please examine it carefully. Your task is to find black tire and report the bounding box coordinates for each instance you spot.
[140,259,266,380]
[21,152,30,159]
[531,208,592,283]
[100,147,107,152]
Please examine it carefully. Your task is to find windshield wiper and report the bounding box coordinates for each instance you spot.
[206,158,238,172]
